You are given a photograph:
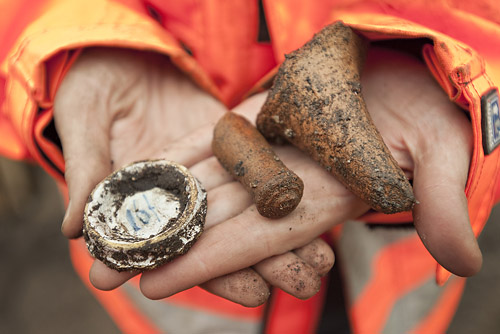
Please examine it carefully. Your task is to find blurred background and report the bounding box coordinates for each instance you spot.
[1,156,499,334]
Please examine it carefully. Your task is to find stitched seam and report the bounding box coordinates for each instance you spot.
[467,80,484,199]
[11,20,182,72]
[484,71,495,88]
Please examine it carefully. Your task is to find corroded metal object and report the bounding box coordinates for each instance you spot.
[83,160,206,271]
[213,112,304,219]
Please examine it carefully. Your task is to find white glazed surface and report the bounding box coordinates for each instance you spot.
[116,188,181,239]
[84,160,206,270]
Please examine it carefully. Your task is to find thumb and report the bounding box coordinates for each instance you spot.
[61,139,112,238]
[59,125,112,239]
[55,99,112,239]
[411,123,481,277]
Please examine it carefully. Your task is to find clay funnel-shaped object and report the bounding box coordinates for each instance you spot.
[257,22,415,214]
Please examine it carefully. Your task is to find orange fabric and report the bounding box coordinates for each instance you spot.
[2,0,500,333]
[411,277,467,333]
[59,180,159,333]
[0,0,52,160]
[349,233,436,333]
[153,284,265,322]
[69,238,161,334]
[0,114,27,160]
[265,279,328,334]
[72,237,265,325]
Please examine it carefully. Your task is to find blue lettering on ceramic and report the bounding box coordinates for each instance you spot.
[126,194,160,231]
[126,209,141,232]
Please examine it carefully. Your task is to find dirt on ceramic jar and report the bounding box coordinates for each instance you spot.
[83,160,207,271]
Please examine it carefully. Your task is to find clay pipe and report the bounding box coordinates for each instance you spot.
[212,111,304,219]
[256,21,415,214]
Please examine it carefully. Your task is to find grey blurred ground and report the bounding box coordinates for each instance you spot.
[0,156,499,334]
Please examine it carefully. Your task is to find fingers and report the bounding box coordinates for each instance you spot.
[293,238,335,276]
[89,260,138,291]
[254,254,321,300]
[91,155,342,298]
[54,82,113,239]
[204,182,253,229]
[189,157,233,191]
[361,48,481,277]
[411,111,482,277]
[60,137,112,238]
[149,121,218,167]
[412,158,482,276]
[139,193,366,300]
[252,238,333,300]
[163,238,333,304]
[200,268,270,307]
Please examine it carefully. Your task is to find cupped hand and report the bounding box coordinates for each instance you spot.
[136,46,481,301]
[55,47,226,239]
[54,45,481,308]
[54,48,342,307]
[361,47,481,276]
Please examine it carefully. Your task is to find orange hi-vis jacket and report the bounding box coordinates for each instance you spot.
[2,0,500,333]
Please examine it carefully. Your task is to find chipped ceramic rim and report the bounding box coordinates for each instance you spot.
[83,160,207,271]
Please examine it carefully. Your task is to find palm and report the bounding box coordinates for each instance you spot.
[138,47,479,298]
[102,51,226,168]
[362,48,471,182]
[54,46,480,305]
[361,48,478,277]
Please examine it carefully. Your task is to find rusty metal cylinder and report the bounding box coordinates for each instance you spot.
[212,112,304,219]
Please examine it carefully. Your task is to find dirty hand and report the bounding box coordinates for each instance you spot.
[134,46,481,301]
[54,48,339,306]
[361,47,481,276]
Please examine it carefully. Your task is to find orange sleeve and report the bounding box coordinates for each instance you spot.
[0,0,49,161]
[0,0,216,181]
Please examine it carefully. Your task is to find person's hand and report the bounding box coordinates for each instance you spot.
[54,48,341,306]
[361,47,481,276]
[134,46,481,300]
[55,46,481,307]
[55,47,227,239]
